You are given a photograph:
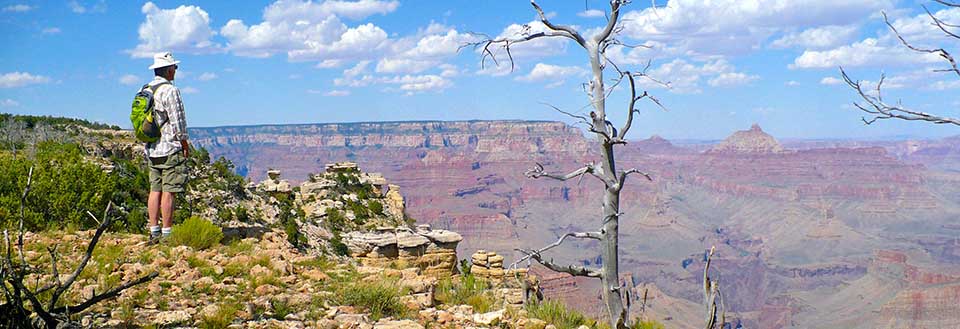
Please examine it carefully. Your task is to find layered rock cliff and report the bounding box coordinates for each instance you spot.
[190,120,960,328]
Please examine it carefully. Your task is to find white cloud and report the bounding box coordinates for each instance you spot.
[0,72,51,88]
[708,72,759,87]
[68,0,106,14]
[885,7,960,46]
[372,26,480,74]
[197,72,218,81]
[3,4,32,12]
[489,21,568,60]
[316,59,345,68]
[438,64,459,78]
[929,79,960,91]
[634,59,756,93]
[770,25,859,50]
[119,74,140,85]
[181,86,199,94]
[375,58,435,74]
[785,80,800,86]
[221,0,400,59]
[516,63,587,88]
[41,27,61,34]
[820,76,843,85]
[577,9,605,18]
[789,8,960,70]
[324,90,350,96]
[790,38,941,69]
[129,2,220,58]
[221,15,346,58]
[334,61,376,87]
[0,99,19,107]
[263,0,399,21]
[288,23,389,61]
[619,0,892,56]
[385,74,452,93]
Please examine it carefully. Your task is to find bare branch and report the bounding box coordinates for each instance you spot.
[511,231,602,268]
[48,201,113,309]
[934,0,960,8]
[840,68,960,126]
[516,248,603,278]
[524,162,606,184]
[594,0,626,44]
[924,5,960,40]
[617,168,653,192]
[531,0,586,47]
[883,11,960,78]
[52,271,159,314]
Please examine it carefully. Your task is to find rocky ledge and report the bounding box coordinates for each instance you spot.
[343,225,463,277]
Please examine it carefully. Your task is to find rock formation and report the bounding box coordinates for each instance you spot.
[343,225,462,277]
[708,124,785,154]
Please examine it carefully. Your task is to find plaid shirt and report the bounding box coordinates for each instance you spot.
[144,76,188,158]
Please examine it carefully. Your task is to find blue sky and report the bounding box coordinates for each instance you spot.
[1,0,958,140]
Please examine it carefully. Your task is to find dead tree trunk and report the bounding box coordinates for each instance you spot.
[467,1,666,327]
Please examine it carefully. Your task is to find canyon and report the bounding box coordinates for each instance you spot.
[190,120,960,328]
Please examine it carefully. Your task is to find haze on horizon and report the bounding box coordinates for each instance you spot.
[1,0,958,140]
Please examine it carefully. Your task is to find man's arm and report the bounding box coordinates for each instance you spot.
[167,87,190,158]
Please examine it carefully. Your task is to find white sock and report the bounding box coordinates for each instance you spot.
[150,226,161,235]
[161,227,172,237]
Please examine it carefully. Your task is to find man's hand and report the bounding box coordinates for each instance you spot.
[181,140,190,158]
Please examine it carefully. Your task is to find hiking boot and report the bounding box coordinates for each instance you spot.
[147,233,162,245]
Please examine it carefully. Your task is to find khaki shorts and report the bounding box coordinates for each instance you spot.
[148,152,188,193]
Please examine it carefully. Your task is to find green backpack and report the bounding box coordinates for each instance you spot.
[130,81,170,143]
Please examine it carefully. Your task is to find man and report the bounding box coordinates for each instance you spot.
[144,52,190,243]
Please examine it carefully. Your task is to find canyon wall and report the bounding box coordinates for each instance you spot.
[191,120,960,328]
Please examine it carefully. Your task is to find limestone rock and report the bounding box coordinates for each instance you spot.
[374,319,424,329]
[474,309,505,326]
[154,310,190,325]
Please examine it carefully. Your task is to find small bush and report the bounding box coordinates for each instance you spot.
[525,299,595,329]
[168,216,223,250]
[271,298,293,320]
[435,274,494,313]
[334,281,408,320]
[198,302,239,329]
[368,200,383,215]
[632,320,666,329]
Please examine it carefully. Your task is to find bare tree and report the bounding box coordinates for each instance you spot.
[0,167,158,328]
[842,1,960,126]
[703,246,725,329]
[465,1,677,327]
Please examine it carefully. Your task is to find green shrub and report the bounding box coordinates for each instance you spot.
[368,200,383,215]
[435,273,494,313]
[198,302,239,329]
[271,298,293,320]
[632,320,666,329]
[326,208,347,232]
[168,216,223,250]
[330,234,349,256]
[334,280,408,320]
[525,299,595,329]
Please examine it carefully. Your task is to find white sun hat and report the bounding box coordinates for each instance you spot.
[148,52,180,70]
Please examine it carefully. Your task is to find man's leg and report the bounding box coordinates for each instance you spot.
[148,161,163,240]
[148,191,162,227]
[160,191,175,237]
